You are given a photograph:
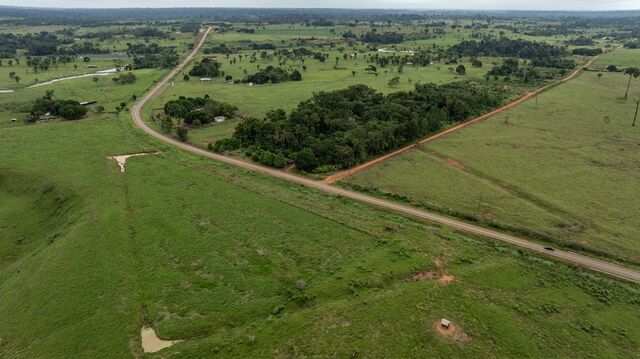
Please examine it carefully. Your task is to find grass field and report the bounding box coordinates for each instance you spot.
[345,48,640,265]
[144,23,603,149]
[1,20,638,358]
[0,67,166,128]
[1,105,639,358]
[147,25,510,148]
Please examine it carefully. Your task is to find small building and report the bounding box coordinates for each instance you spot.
[10,118,17,123]
[80,101,98,106]
[440,319,451,329]
[87,65,98,68]
[247,82,254,87]
[214,116,227,123]
[200,77,212,82]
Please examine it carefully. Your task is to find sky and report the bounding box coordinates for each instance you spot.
[0,0,638,10]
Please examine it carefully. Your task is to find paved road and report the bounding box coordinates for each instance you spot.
[131,29,640,285]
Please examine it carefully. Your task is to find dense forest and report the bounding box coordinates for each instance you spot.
[450,38,572,68]
[1,6,639,26]
[243,66,302,84]
[216,83,504,172]
[163,95,236,126]
[188,58,222,77]
[361,30,405,44]
[28,93,87,122]
[127,43,179,69]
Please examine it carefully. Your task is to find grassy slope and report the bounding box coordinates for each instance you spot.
[1,113,639,358]
[346,48,640,264]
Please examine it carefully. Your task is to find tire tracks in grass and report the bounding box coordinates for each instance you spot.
[421,148,589,232]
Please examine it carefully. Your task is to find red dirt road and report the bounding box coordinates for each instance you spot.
[322,50,611,184]
[131,34,640,284]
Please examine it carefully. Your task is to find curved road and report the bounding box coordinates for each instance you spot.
[132,28,640,285]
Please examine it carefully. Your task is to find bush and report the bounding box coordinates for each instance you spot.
[212,137,240,152]
[294,148,318,172]
[112,72,136,85]
[175,127,188,141]
[189,58,221,77]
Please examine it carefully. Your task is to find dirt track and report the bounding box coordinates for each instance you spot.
[131,32,640,284]
[322,50,611,184]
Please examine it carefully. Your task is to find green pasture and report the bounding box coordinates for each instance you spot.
[346,48,640,265]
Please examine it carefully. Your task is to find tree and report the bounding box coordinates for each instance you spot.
[14,75,20,84]
[352,70,356,77]
[58,103,87,120]
[388,76,400,87]
[294,148,318,172]
[113,72,136,85]
[597,73,603,79]
[189,58,221,77]
[175,127,188,141]
[456,64,466,75]
[92,76,99,84]
[607,64,618,72]
[623,67,640,100]
[183,74,190,81]
[160,116,173,133]
[633,99,640,127]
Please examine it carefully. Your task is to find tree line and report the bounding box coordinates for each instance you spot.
[28,92,87,122]
[215,82,505,172]
[163,95,237,127]
[450,38,572,68]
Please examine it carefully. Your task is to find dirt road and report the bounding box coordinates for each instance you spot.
[323,50,610,184]
[131,33,640,284]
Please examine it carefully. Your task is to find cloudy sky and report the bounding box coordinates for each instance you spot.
[0,0,637,10]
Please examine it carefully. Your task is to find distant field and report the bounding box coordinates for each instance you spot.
[146,24,510,147]
[144,23,610,149]
[345,48,640,265]
[0,67,166,128]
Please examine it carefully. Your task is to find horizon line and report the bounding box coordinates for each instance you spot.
[1,5,639,12]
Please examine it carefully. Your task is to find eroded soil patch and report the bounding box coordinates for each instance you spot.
[408,257,456,284]
[433,321,472,342]
[108,152,157,173]
[140,327,181,353]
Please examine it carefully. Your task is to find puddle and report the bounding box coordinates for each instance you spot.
[108,152,154,173]
[28,68,122,88]
[140,326,181,353]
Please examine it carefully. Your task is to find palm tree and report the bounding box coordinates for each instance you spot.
[624,67,640,100]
